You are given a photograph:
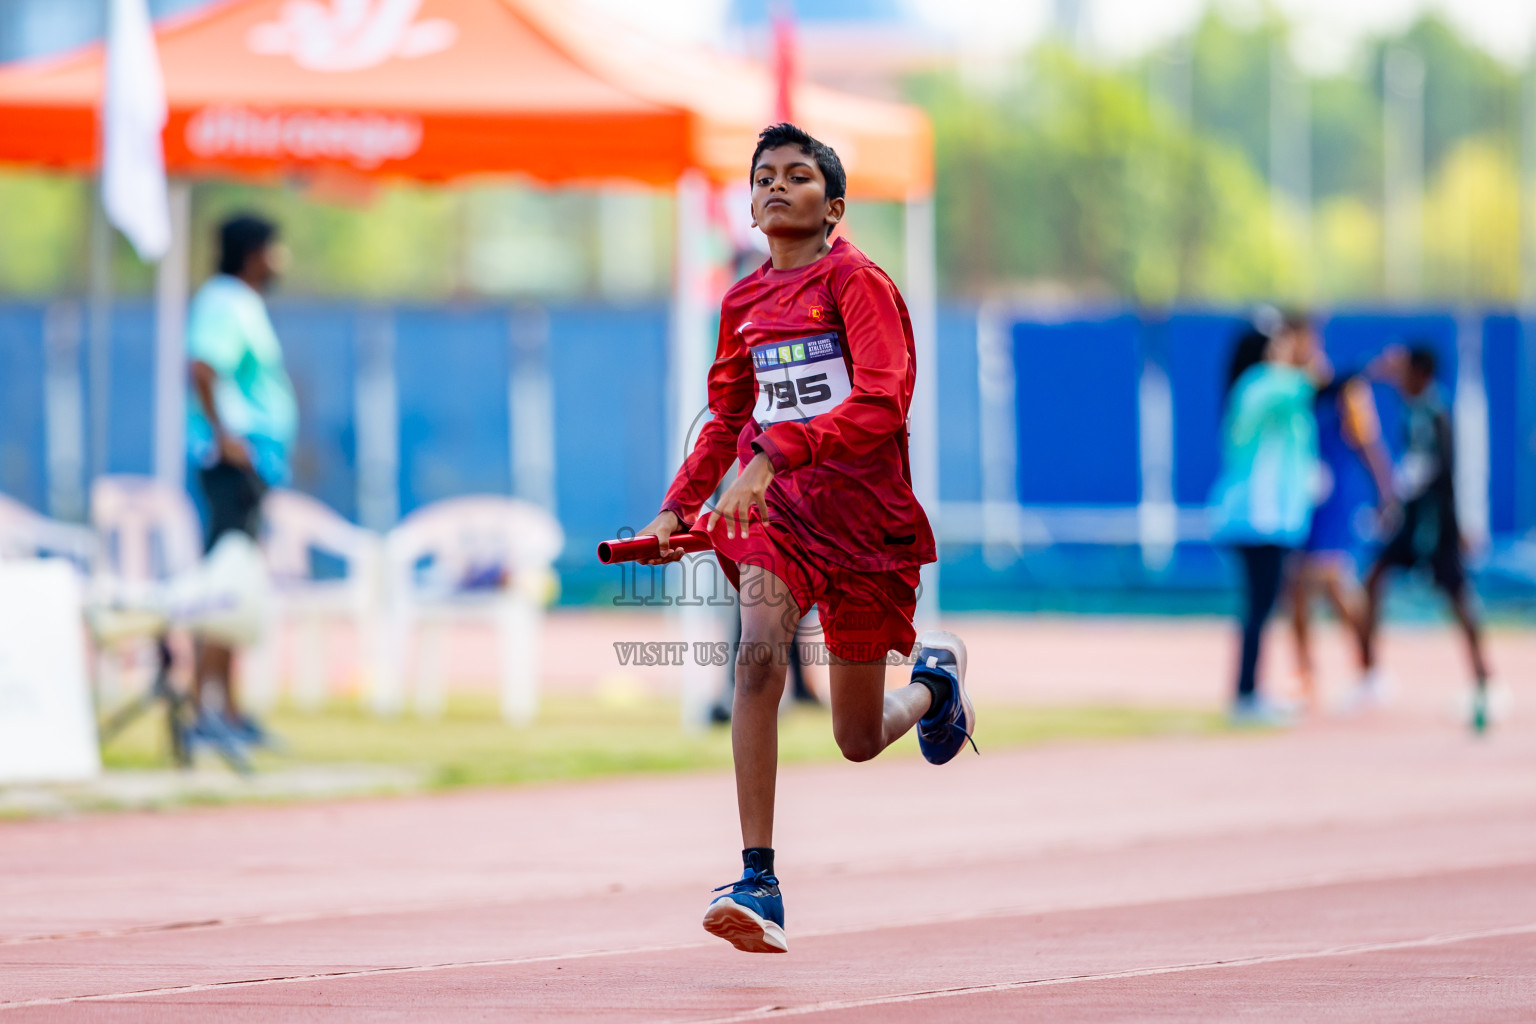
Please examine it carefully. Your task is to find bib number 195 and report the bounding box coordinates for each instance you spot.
[768,373,832,410]
[751,333,852,426]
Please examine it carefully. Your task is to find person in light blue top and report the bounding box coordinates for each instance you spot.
[1209,317,1325,724]
[186,222,297,490]
[185,213,295,749]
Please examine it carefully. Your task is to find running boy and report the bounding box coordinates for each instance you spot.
[1359,345,1494,731]
[634,124,975,954]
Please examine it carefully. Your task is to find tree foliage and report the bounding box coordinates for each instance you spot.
[909,10,1529,306]
[912,46,1291,303]
[0,10,1527,306]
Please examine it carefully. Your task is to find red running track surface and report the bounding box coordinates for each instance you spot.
[3,646,1535,1020]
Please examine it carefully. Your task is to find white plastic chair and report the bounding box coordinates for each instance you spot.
[0,492,96,568]
[88,476,205,702]
[380,496,563,723]
[260,488,386,711]
[89,475,203,590]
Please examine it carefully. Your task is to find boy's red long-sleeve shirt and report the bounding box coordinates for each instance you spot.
[661,237,936,573]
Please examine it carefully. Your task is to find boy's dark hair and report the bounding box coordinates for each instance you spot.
[1279,310,1312,334]
[750,122,847,214]
[1225,328,1270,398]
[1407,344,1438,379]
[217,214,277,276]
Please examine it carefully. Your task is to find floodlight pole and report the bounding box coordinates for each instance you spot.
[905,193,940,629]
[153,179,191,491]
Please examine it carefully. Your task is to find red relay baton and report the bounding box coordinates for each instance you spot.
[597,530,714,564]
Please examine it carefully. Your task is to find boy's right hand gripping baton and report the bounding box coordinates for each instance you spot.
[597,531,714,564]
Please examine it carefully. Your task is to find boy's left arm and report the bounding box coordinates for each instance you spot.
[752,268,909,472]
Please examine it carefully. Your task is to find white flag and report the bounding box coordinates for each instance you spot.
[102,0,171,262]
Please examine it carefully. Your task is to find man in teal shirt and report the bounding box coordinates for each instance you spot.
[186,213,296,743]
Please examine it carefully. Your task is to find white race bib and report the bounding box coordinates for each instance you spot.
[751,333,852,427]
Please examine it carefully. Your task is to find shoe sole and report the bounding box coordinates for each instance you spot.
[702,900,788,954]
[916,629,974,762]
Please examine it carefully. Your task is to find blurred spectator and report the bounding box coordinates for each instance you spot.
[1287,315,1397,713]
[1360,345,1494,731]
[1209,318,1325,725]
[185,212,295,746]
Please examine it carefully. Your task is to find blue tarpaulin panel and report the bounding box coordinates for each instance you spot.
[270,303,358,520]
[105,302,155,476]
[937,306,980,504]
[2,299,1530,607]
[394,306,513,517]
[1483,315,1534,537]
[0,305,47,511]
[1012,315,1141,505]
[548,304,669,555]
[1164,313,1248,507]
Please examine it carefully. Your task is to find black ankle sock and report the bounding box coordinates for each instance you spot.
[743,847,774,876]
[916,672,952,716]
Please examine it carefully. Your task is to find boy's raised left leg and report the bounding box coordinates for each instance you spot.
[827,630,976,767]
[827,658,929,763]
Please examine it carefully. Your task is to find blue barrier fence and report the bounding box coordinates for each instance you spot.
[2,300,1533,608]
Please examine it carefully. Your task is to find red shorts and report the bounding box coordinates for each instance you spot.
[713,518,920,663]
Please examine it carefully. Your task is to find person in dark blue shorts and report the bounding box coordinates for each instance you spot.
[1287,317,1396,712]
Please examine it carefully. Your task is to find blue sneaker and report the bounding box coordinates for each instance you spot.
[1229,694,1295,728]
[913,630,977,765]
[186,711,254,774]
[703,865,788,953]
[229,713,286,752]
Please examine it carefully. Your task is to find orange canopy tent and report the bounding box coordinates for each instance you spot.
[0,0,931,198]
[0,0,940,621]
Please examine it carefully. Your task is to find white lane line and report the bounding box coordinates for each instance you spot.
[8,845,1534,949]
[0,898,507,947]
[0,940,721,1011]
[8,861,1536,1015]
[681,921,1536,1024]
[6,917,1535,1015]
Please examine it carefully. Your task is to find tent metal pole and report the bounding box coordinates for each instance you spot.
[153,179,191,490]
[905,192,940,627]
